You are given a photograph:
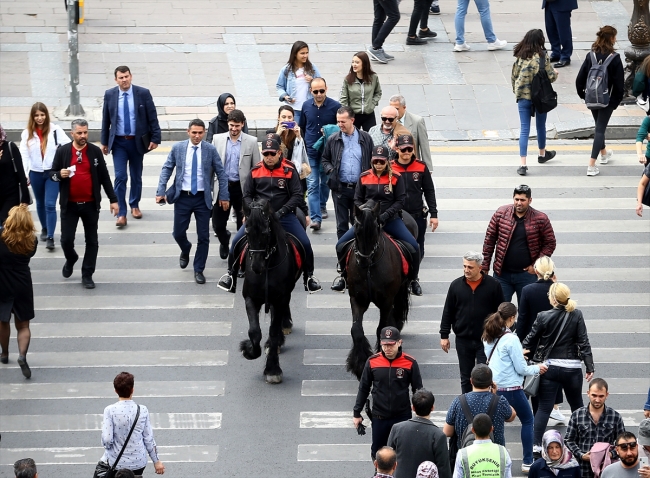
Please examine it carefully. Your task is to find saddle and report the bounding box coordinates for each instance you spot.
[338,232,411,276]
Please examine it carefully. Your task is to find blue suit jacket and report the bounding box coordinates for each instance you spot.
[156,140,229,210]
[542,0,577,11]
[101,84,161,155]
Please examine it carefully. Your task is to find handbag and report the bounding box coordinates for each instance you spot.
[637,96,650,114]
[523,311,570,397]
[93,405,140,478]
[7,143,33,206]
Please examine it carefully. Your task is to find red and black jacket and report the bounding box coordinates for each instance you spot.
[243,159,303,216]
[353,351,423,419]
[354,169,406,224]
[391,156,438,218]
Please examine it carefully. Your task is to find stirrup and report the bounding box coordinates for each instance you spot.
[331,275,347,292]
[305,275,322,294]
[217,273,234,292]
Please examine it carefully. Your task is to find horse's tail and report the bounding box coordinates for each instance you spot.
[394,279,411,329]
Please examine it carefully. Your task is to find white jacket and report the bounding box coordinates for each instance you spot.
[20,124,71,173]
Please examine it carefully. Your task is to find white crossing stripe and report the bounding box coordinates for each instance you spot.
[29,322,231,338]
[434,176,637,189]
[2,413,222,432]
[35,295,234,310]
[0,381,225,400]
[2,350,228,369]
[0,445,218,465]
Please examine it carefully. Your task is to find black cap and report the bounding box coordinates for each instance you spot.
[261,138,281,153]
[396,134,414,148]
[372,145,390,160]
[380,326,401,343]
[265,132,282,143]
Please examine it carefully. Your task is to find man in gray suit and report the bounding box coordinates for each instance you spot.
[156,119,229,284]
[387,388,452,478]
[211,109,261,259]
[390,94,432,170]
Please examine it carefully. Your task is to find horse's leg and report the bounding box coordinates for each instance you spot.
[264,300,286,384]
[239,296,262,360]
[346,296,373,380]
[264,304,286,355]
[282,306,293,335]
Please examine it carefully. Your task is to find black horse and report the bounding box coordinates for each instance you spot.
[239,199,302,384]
[345,200,412,380]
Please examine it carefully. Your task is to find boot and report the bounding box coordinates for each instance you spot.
[305,274,322,293]
[403,243,422,296]
[331,272,347,292]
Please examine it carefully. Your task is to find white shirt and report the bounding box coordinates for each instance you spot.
[293,67,310,112]
[19,125,71,172]
[182,141,204,192]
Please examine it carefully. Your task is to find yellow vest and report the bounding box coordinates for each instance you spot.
[460,442,507,478]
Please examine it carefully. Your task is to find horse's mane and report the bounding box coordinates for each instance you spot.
[357,199,380,244]
[248,199,288,245]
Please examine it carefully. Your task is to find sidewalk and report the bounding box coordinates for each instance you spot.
[0,0,644,141]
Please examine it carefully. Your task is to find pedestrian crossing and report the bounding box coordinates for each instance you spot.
[1,145,648,476]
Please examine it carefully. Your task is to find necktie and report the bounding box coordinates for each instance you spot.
[123,93,131,135]
[191,146,198,195]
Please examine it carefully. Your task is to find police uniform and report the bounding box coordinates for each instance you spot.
[391,134,438,257]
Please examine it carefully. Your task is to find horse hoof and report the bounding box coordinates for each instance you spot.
[265,374,283,384]
[282,327,292,335]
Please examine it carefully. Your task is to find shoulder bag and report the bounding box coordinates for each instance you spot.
[93,405,141,478]
[523,311,570,396]
[7,142,33,205]
[485,330,509,366]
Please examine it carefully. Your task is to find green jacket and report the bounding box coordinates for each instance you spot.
[511,53,558,101]
[339,74,382,115]
[636,116,650,158]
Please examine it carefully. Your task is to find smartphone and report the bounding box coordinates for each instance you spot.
[281,121,296,129]
[640,456,649,467]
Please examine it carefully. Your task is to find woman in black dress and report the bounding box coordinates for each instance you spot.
[0,204,38,378]
[0,124,31,223]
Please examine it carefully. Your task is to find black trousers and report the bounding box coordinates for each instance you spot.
[60,201,99,278]
[333,186,356,239]
[455,336,487,394]
[590,105,615,160]
[354,112,377,132]
[372,0,401,49]
[408,0,433,36]
[213,181,244,246]
[371,413,411,460]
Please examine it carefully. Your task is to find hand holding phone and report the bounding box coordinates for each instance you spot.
[281,121,296,129]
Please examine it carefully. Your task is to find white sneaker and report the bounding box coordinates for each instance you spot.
[549,407,567,423]
[488,39,507,50]
[600,150,613,164]
[454,43,471,52]
[522,463,532,474]
[587,166,600,176]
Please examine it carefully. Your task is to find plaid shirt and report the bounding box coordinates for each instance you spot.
[564,405,625,478]
[368,125,398,160]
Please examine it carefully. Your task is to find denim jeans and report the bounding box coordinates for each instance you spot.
[306,156,330,223]
[494,270,537,304]
[534,365,584,445]
[455,0,496,45]
[518,99,547,158]
[29,170,59,238]
[498,389,534,464]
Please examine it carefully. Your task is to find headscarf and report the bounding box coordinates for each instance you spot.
[542,430,579,471]
[416,461,439,478]
[0,124,7,143]
[217,93,236,122]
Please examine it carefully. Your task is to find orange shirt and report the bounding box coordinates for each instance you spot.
[467,275,483,292]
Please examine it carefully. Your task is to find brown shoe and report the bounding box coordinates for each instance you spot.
[116,216,127,228]
[131,207,142,219]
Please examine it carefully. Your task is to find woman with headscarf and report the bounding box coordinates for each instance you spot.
[205,93,249,143]
[529,430,580,478]
[417,461,440,478]
[0,124,31,223]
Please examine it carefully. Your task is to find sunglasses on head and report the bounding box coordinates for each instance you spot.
[76,150,83,164]
[372,159,387,165]
[616,442,637,451]
[262,151,277,157]
[514,184,530,193]
[311,89,326,94]
[381,117,395,123]
[400,147,414,153]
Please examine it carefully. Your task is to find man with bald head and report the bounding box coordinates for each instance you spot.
[368,106,411,160]
[374,446,398,477]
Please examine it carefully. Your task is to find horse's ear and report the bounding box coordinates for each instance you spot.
[354,204,363,219]
[372,201,381,216]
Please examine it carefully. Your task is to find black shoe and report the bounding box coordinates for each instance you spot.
[538,150,556,163]
[517,165,528,176]
[219,243,229,260]
[321,209,328,219]
[410,279,423,296]
[17,356,31,379]
[554,60,570,68]
[406,36,428,45]
[82,276,95,289]
[46,237,55,250]
[40,229,47,241]
[195,271,206,284]
[218,274,235,292]
[62,259,76,278]
[331,276,347,292]
[179,252,190,269]
[429,4,440,14]
[418,29,438,38]
[1,355,8,364]
[305,276,322,293]
[237,269,245,278]
[310,221,321,231]
[549,56,560,62]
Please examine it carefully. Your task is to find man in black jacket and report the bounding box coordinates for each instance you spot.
[353,326,423,462]
[51,119,118,289]
[439,251,504,393]
[321,106,373,239]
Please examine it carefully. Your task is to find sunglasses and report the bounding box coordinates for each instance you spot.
[616,442,637,451]
[372,159,387,165]
[381,117,395,123]
[400,147,414,153]
[311,89,326,94]
[514,184,530,193]
[76,150,83,164]
[262,151,277,157]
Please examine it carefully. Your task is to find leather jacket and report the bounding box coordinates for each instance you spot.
[522,306,594,373]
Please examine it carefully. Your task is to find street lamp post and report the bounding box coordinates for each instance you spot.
[624,0,650,100]
[65,0,84,116]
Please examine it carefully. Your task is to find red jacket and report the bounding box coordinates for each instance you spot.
[482,204,556,275]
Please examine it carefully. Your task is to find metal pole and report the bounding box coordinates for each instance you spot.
[65,0,84,116]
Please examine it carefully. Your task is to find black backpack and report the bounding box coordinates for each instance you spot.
[458,394,500,448]
[531,54,558,114]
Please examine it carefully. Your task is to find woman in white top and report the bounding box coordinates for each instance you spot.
[19,103,70,249]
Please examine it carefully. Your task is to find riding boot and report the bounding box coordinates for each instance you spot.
[403,242,423,296]
[331,242,351,292]
[217,237,245,293]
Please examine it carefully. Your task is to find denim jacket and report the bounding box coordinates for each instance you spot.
[275,64,322,105]
[484,331,540,388]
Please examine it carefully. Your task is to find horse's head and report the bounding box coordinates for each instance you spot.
[243,199,276,275]
[353,200,381,258]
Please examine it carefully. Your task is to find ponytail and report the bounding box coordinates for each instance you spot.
[534,256,555,281]
[549,282,577,312]
[482,302,517,343]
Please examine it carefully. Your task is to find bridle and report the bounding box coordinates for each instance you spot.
[353,207,384,265]
[247,204,276,261]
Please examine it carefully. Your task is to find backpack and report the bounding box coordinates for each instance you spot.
[584,52,617,109]
[531,54,557,114]
[459,394,500,448]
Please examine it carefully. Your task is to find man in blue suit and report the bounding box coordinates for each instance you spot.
[156,119,230,284]
[101,65,161,227]
[543,0,578,68]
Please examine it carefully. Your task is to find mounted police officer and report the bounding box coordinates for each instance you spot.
[331,145,422,295]
[217,137,321,293]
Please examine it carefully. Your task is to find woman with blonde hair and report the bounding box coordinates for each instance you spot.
[19,102,71,250]
[523,282,594,451]
[0,204,38,378]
